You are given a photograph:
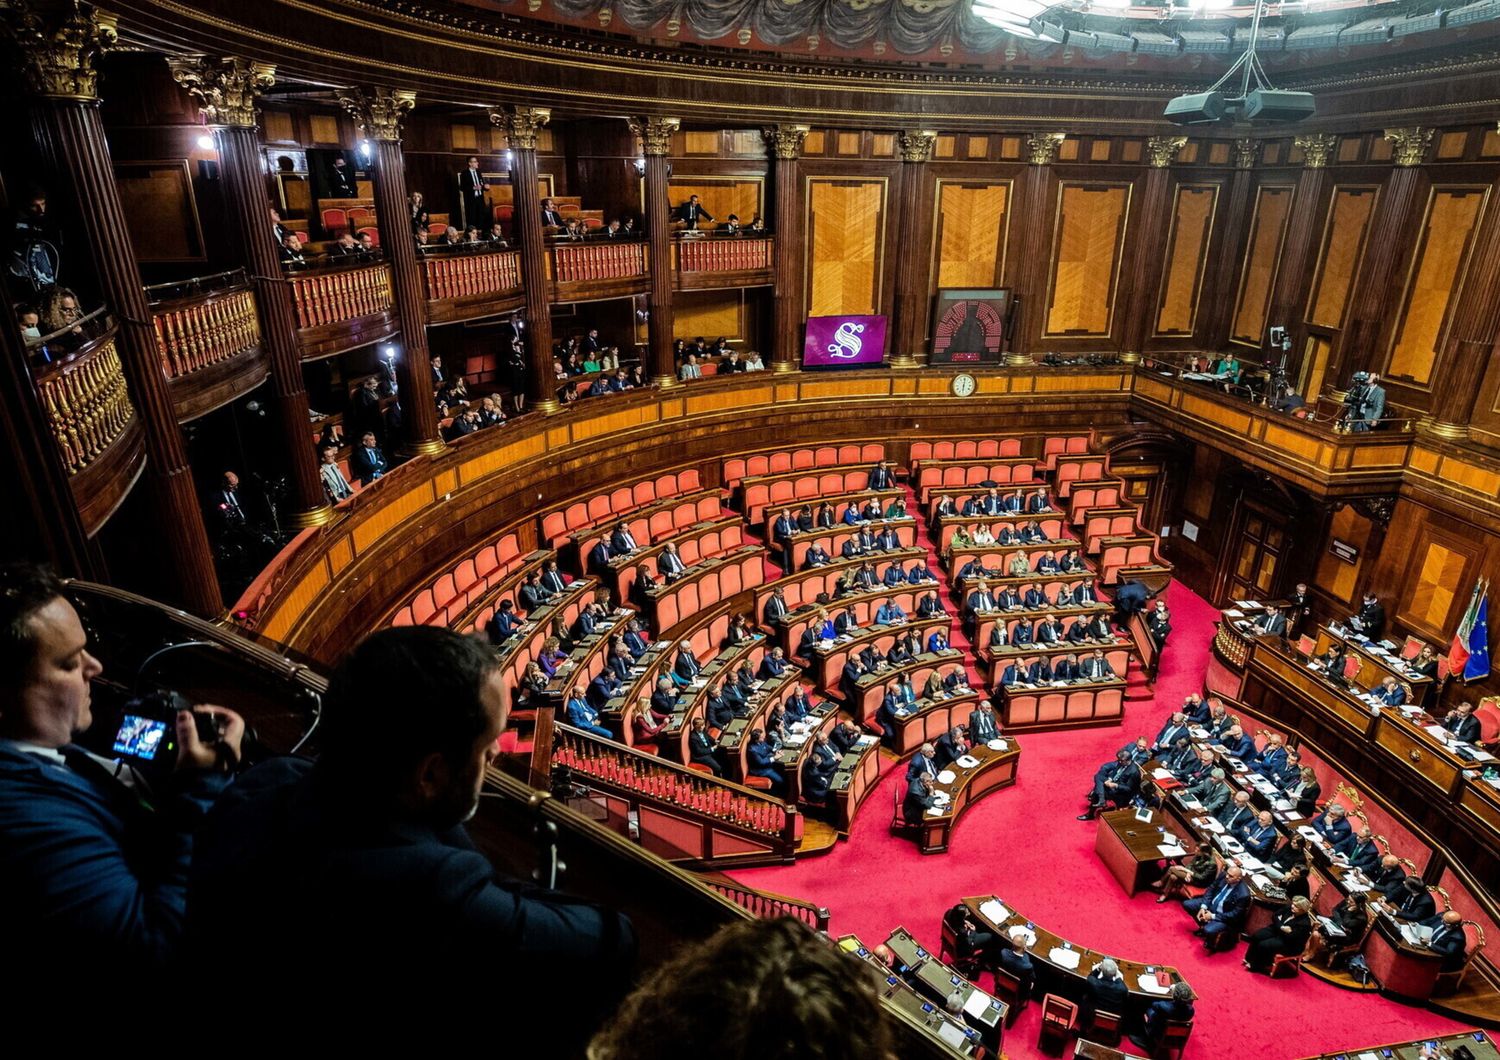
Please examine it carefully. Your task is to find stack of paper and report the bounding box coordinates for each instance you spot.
[937,770,957,785]
[936,1022,968,1049]
[955,755,980,769]
[1158,842,1188,858]
[1010,926,1037,948]
[980,900,1010,924]
[1049,947,1082,970]
[963,991,995,1018]
[1152,768,1175,780]
[1137,974,1171,995]
[987,739,1008,751]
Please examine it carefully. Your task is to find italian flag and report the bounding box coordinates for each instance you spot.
[1449,580,1491,682]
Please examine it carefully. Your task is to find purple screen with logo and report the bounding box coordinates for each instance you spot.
[802,315,888,368]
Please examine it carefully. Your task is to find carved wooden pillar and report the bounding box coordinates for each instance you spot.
[1010,133,1064,362]
[338,87,442,454]
[889,130,936,368]
[1119,136,1185,362]
[629,116,680,387]
[170,55,331,525]
[1333,128,1433,386]
[12,2,221,614]
[491,104,557,413]
[1203,139,1258,351]
[1263,134,1334,374]
[763,124,808,373]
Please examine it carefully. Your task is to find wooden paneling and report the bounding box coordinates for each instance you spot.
[1044,182,1130,337]
[806,177,887,317]
[932,181,1010,290]
[1305,186,1378,330]
[674,289,744,342]
[1230,185,1295,346]
[1315,504,1372,605]
[114,160,205,262]
[1386,187,1489,387]
[1398,525,1478,640]
[666,176,763,228]
[1154,183,1217,336]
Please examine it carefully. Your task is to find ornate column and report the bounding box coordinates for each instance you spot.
[1334,127,1433,384]
[170,55,331,525]
[1261,133,1336,379]
[889,129,937,369]
[628,116,680,387]
[1009,132,1065,363]
[1203,139,1259,350]
[338,87,442,453]
[490,104,557,413]
[763,124,809,373]
[1119,135,1186,363]
[11,1,221,614]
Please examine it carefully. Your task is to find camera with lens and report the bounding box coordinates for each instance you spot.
[110,688,221,772]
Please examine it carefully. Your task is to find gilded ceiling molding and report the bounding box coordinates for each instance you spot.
[1145,135,1187,168]
[898,129,938,163]
[489,104,552,151]
[337,85,416,141]
[1382,126,1433,167]
[762,123,810,160]
[626,115,680,156]
[1232,137,1258,170]
[166,54,275,128]
[1025,131,1065,166]
[4,0,118,101]
[1293,133,1337,169]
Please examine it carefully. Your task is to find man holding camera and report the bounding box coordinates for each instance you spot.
[0,563,245,974]
[1345,370,1386,432]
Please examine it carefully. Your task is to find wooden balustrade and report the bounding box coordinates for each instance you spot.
[678,237,773,273]
[422,248,522,300]
[699,873,830,931]
[36,334,136,475]
[550,241,646,283]
[289,262,394,329]
[151,285,261,379]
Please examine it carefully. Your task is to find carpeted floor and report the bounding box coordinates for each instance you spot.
[732,487,1464,1059]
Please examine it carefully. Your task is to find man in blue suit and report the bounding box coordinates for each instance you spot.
[0,565,245,975]
[566,688,613,738]
[757,646,788,680]
[1128,982,1195,1053]
[622,620,649,659]
[1220,724,1256,760]
[1251,734,1288,777]
[1078,748,1140,819]
[1343,826,1383,871]
[875,598,906,625]
[671,641,701,687]
[587,671,621,710]
[1427,911,1469,972]
[1184,865,1251,952]
[881,564,906,587]
[189,624,634,1018]
[1239,811,1279,859]
[1152,711,1191,753]
[908,743,938,784]
[1311,803,1353,849]
[745,729,786,795]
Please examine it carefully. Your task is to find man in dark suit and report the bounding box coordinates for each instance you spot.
[1079,958,1130,1026]
[674,194,714,229]
[1311,803,1353,849]
[1081,649,1115,680]
[657,543,687,582]
[687,717,721,775]
[1183,865,1251,952]
[829,719,863,755]
[622,620,649,659]
[1034,615,1063,646]
[0,565,245,977]
[518,571,545,615]
[1022,584,1050,609]
[350,431,389,486]
[1390,876,1437,922]
[969,702,1001,744]
[609,522,639,557]
[1078,748,1140,819]
[1052,653,1081,682]
[540,197,566,228]
[1343,827,1383,872]
[802,733,841,803]
[745,729,785,795]
[869,460,895,490]
[763,587,789,626]
[587,539,613,576]
[933,725,969,769]
[997,932,1035,999]
[326,153,358,198]
[457,156,488,229]
[1442,702,1482,743]
[904,773,938,824]
[1129,982,1195,1053]
[1251,605,1287,637]
[540,561,568,596]
[189,625,635,1014]
[1217,791,1255,833]
[757,647,788,680]
[1427,911,1469,972]
[1153,711,1191,753]
[485,600,525,645]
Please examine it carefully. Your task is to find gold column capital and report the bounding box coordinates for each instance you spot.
[1146,135,1187,169]
[1232,137,1258,170]
[1025,132,1066,166]
[626,115,680,157]
[1294,133,1338,169]
[167,54,275,129]
[489,104,551,151]
[337,86,416,143]
[898,129,938,164]
[5,0,118,101]
[1383,127,1433,167]
[762,123,810,161]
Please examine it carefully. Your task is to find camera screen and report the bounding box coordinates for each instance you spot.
[113,714,169,760]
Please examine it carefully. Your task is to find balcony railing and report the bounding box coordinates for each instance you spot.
[150,275,261,380]
[550,241,646,283]
[678,236,773,273]
[289,260,393,329]
[422,246,521,300]
[36,329,136,475]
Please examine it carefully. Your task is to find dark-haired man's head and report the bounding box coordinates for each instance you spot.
[319,627,503,827]
[0,564,102,746]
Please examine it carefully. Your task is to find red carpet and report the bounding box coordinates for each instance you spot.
[732,488,1466,1058]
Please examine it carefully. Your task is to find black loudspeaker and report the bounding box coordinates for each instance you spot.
[1163,91,1227,124]
[1243,90,1316,122]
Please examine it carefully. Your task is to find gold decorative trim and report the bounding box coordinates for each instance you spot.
[898,129,937,164]
[1383,127,1434,167]
[626,115,680,157]
[167,54,276,128]
[762,123,809,161]
[1145,135,1187,169]
[1025,132,1066,166]
[5,0,118,101]
[286,502,335,528]
[401,436,447,457]
[1293,132,1337,169]
[337,85,416,141]
[489,103,551,151]
[1232,138,1258,171]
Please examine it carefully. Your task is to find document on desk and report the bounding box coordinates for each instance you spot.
[1158,842,1188,858]
[1048,947,1082,970]
[936,1021,969,1049]
[1136,974,1171,996]
[980,899,1010,924]
[937,769,957,784]
[964,990,996,1018]
[1152,768,1175,780]
[987,739,1009,751]
[956,755,981,769]
[1223,609,1244,619]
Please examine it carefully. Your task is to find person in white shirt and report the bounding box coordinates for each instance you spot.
[678,354,702,381]
[320,446,354,502]
[972,525,995,545]
[744,351,765,371]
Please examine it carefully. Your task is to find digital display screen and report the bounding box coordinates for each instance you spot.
[802,315,888,369]
[113,714,169,760]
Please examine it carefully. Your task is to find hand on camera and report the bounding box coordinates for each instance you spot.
[175,705,246,772]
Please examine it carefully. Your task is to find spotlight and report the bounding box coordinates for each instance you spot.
[196,133,215,151]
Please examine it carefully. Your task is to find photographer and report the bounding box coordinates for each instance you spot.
[0,563,244,974]
[1343,370,1386,432]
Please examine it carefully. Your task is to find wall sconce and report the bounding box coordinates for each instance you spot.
[633,157,646,176]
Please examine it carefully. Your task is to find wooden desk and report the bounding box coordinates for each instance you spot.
[917,739,1022,854]
[1312,623,1435,702]
[997,677,1127,732]
[806,616,950,693]
[1076,1040,1150,1060]
[1299,1029,1499,1060]
[1095,807,1195,896]
[1364,909,1447,1002]
[830,733,884,834]
[884,926,1008,1050]
[836,935,986,1057]
[890,690,985,755]
[963,896,1190,1023]
[779,522,919,571]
